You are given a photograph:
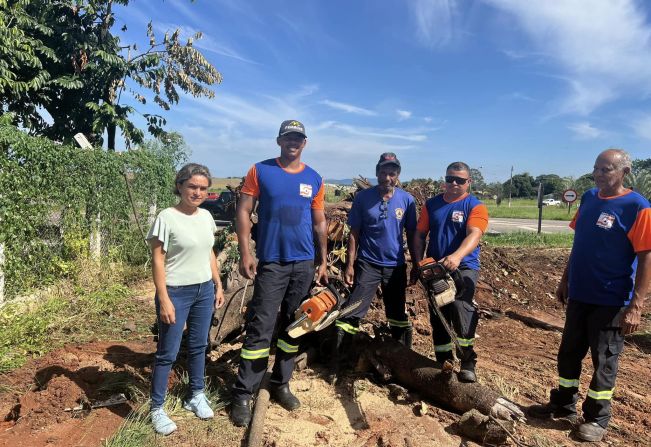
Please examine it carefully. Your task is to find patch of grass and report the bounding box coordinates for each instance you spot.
[105,372,235,447]
[483,231,574,248]
[0,262,151,373]
[479,373,520,401]
[485,199,576,221]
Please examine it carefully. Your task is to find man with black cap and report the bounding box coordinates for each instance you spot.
[230,120,328,427]
[411,162,489,383]
[329,152,417,382]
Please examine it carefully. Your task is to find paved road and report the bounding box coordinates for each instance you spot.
[488,218,572,234]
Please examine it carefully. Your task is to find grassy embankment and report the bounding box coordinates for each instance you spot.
[483,231,574,248]
[485,198,576,221]
[0,263,151,375]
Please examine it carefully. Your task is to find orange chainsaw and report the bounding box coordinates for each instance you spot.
[417,257,466,355]
[286,282,361,338]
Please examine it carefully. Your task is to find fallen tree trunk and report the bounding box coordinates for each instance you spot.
[354,333,524,444]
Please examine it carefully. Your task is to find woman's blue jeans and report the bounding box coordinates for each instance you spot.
[150,279,215,409]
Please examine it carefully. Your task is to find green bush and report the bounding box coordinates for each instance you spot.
[0,119,183,299]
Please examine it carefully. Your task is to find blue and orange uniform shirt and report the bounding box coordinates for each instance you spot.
[568,188,651,306]
[347,187,417,267]
[241,158,325,263]
[416,193,489,270]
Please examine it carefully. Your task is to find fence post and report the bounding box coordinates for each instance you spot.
[0,242,5,304]
[89,212,101,261]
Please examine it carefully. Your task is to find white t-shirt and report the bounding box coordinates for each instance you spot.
[146,207,217,286]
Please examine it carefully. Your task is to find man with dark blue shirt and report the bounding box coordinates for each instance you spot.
[528,149,651,442]
[329,153,417,381]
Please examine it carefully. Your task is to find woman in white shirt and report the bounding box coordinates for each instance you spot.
[146,163,225,435]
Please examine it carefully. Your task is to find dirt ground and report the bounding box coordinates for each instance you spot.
[1,246,650,447]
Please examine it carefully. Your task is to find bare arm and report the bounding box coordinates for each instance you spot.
[620,250,651,335]
[312,208,329,284]
[236,194,257,279]
[344,228,359,285]
[556,254,571,305]
[210,249,225,309]
[440,225,483,271]
[150,240,176,324]
[410,230,427,285]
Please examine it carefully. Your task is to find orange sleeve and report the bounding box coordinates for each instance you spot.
[467,204,489,233]
[569,210,579,230]
[416,204,430,233]
[627,208,651,253]
[240,165,259,198]
[311,182,325,210]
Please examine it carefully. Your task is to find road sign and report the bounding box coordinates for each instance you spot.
[562,189,578,203]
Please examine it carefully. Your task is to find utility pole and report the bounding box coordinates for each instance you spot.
[508,166,514,208]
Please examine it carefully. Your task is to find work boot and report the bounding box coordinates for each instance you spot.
[458,360,476,383]
[230,397,252,427]
[391,326,413,349]
[527,402,578,424]
[327,327,347,384]
[575,422,607,442]
[270,384,301,411]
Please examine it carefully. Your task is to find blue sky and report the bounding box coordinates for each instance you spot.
[114,0,651,182]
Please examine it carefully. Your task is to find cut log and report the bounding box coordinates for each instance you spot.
[456,409,514,445]
[355,333,525,423]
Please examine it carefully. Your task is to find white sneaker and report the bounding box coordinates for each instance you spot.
[150,407,177,435]
[183,392,214,419]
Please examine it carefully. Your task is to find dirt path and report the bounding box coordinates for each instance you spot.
[1,247,649,446]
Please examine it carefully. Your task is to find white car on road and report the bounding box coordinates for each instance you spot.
[542,198,562,206]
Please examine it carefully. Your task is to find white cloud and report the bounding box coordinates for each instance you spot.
[632,115,651,141]
[567,122,604,140]
[501,91,535,102]
[396,109,412,121]
[485,0,651,115]
[320,100,377,116]
[423,117,433,123]
[407,0,460,47]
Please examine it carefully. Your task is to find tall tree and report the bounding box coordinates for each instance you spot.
[0,0,221,150]
[469,168,486,192]
[534,174,565,196]
[502,172,535,198]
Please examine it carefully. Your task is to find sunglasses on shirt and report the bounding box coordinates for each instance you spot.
[379,200,388,219]
[445,175,469,185]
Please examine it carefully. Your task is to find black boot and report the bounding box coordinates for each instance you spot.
[458,361,477,383]
[390,325,413,349]
[327,327,346,384]
[230,397,252,427]
[270,383,300,411]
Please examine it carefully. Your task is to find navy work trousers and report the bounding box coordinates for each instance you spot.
[232,260,313,399]
[550,300,625,428]
[428,267,479,368]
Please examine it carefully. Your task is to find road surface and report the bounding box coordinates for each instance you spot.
[488,218,572,234]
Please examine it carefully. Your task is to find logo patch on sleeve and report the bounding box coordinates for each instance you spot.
[596,212,615,229]
[451,210,465,223]
[395,208,404,220]
[299,183,313,198]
